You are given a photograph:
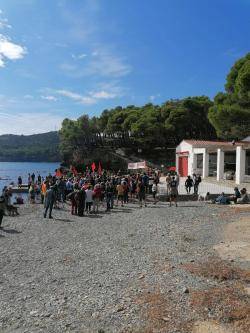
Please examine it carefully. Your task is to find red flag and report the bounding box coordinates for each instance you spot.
[98,161,102,175]
[91,162,96,172]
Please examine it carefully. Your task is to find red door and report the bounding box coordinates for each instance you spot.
[178,156,188,177]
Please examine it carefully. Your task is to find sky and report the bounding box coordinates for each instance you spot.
[0,0,249,135]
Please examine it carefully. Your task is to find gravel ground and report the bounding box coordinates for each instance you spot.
[0,200,248,333]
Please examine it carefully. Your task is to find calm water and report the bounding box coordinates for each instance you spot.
[0,162,60,192]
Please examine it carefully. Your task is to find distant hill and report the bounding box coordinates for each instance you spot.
[0,131,61,162]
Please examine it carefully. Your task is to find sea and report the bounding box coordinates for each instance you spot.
[0,162,60,192]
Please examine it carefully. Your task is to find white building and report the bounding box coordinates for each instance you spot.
[175,138,250,184]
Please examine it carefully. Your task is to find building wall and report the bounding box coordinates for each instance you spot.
[175,141,192,176]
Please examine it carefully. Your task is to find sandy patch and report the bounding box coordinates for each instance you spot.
[192,321,233,333]
[214,216,250,262]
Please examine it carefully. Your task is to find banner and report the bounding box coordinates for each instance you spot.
[128,161,146,170]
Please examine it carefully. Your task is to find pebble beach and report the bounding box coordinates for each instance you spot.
[0,202,249,333]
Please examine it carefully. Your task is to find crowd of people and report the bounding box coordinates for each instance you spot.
[11,170,163,220]
[41,171,162,219]
[0,167,249,228]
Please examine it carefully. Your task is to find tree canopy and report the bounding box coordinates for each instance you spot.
[209,53,250,139]
[59,96,216,164]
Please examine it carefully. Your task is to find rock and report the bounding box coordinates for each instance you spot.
[138,274,145,280]
[30,310,38,316]
[116,305,125,312]
[183,287,189,294]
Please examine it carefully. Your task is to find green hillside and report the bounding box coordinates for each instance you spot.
[0,131,60,162]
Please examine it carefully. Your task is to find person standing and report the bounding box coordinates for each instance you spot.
[75,188,86,216]
[105,181,114,212]
[193,174,201,194]
[85,186,93,214]
[18,176,22,188]
[44,185,56,219]
[67,186,78,215]
[175,173,180,188]
[185,176,194,194]
[122,181,129,203]
[28,173,31,189]
[0,196,6,228]
[165,173,171,195]
[31,173,35,183]
[29,184,36,204]
[116,182,124,207]
[37,174,42,185]
[142,172,149,193]
[137,181,147,208]
[93,184,102,213]
[41,181,47,205]
[169,176,178,207]
[152,180,158,204]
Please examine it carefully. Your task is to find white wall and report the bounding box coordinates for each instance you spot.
[175,141,192,175]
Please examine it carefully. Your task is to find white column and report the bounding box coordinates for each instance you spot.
[217,148,224,181]
[235,146,246,184]
[202,150,209,178]
[193,154,197,174]
[189,152,194,176]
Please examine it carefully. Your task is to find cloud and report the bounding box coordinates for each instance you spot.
[87,51,132,77]
[0,10,12,29]
[56,89,96,105]
[61,49,131,78]
[24,94,34,99]
[0,112,64,135]
[0,18,12,29]
[41,95,58,102]
[149,94,161,102]
[89,90,117,99]
[72,53,87,60]
[0,11,26,68]
[55,85,122,105]
[0,35,26,68]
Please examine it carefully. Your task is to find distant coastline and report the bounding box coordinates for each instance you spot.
[0,131,61,163]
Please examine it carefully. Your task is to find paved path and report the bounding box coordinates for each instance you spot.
[159,177,235,195]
